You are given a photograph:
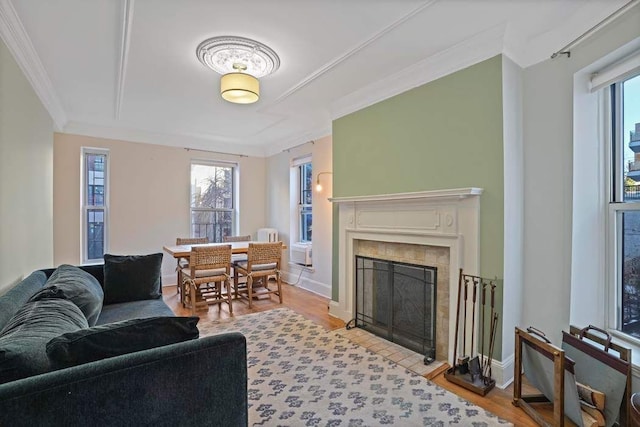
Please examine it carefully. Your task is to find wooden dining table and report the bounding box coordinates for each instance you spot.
[163,241,286,260]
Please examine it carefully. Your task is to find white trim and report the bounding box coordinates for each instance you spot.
[63,121,268,158]
[590,48,640,92]
[330,24,507,121]
[329,188,483,204]
[115,0,134,119]
[265,1,438,110]
[282,270,331,298]
[291,154,312,167]
[490,353,515,389]
[332,189,482,365]
[0,0,66,130]
[81,147,109,264]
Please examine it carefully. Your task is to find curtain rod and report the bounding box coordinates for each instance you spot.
[551,0,639,59]
[283,140,314,153]
[184,147,248,158]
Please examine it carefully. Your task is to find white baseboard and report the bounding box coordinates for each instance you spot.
[490,353,514,389]
[282,270,331,298]
[162,273,177,287]
[329,300,352,321]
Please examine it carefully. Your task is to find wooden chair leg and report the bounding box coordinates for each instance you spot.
[247,276,253,309]
[226,278,233,314]
[190,281,198,316]
[276,273,282,304]
[233,269,239,299]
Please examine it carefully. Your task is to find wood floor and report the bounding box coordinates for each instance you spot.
[162,282,539,426]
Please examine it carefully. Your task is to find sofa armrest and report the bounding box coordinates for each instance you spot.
[40,264,105,287]
[0,332,248,427]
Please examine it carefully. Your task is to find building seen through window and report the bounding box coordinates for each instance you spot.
[299,162,312,242]
[611,73,640,337]
[83,150,107,262]
[190,162,236,242]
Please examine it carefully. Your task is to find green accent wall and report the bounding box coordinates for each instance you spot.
[331,55,505,356]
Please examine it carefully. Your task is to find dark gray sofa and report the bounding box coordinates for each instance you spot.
[0,265,248,426]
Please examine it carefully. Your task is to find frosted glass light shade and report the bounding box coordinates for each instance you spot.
[220,72,259,104]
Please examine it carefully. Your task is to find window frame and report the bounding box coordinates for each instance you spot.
[189,160,238,242]
[298,161,313,243]
[81,147,109,265]
[606,71,640,346]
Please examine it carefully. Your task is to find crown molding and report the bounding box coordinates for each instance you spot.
[264,0,439,110]
[263,124,332,158]
[329,23,508,121]
[62,120,268,158]
[0,0,66,130]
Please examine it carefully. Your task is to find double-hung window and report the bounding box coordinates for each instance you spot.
[608,71,640,339]
[190,161,236,242]
[299,161,313,242]
[82,148,108,264]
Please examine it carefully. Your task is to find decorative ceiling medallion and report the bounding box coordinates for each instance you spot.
[196,36,280,78]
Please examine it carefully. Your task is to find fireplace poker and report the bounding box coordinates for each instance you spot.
[486,281,496,373]
[470,278,478,358]
[452,269,464,374]
[462,277,468,356]
[484,312,499,384]
[480,281,487,375]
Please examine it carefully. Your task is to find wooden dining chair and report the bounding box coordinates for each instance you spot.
[175,237,208,303]
[234,242,283,308]
[181,245,233,315]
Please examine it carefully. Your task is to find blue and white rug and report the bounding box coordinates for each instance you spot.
[198,308,511,426]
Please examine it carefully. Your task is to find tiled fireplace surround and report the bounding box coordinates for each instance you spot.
[329,188,482,366]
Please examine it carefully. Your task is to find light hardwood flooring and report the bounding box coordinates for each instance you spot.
[163,282,542,426]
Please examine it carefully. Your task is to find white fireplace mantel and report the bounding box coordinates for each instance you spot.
[328,187,483,204]
[329,187,483,365]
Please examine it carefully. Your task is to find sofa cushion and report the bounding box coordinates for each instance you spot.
[0,271,47,332]
[47,316,199,368]
[0,299,88,383]
[103,253,163,304]
[30,264,104,326]
[95,299,174,325]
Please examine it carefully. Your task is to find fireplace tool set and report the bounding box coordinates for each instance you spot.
[444,268,499,396]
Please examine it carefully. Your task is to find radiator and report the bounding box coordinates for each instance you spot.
[290,242,312,266]
[257,228,278,242]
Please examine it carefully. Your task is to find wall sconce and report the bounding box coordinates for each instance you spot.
[315,171,332,192]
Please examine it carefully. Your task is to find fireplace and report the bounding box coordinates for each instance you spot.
[330,188,482,365]
[355,255,437,362]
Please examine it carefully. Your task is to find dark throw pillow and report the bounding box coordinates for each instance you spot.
[30,264,104,326]
[46,316,199,368]
[0,299,88,384]
[103,253,163,304]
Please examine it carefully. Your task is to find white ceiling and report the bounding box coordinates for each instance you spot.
[0,0,630,156]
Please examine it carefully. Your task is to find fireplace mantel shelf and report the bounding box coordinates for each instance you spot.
[328,188,483,204]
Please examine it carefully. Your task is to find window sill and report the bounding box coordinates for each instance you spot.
[605,329,640,379]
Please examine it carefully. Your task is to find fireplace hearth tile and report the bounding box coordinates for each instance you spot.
[338,326,447,379]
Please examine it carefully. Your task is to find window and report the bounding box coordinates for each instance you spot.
[82,148,108,263]
[609,72,640,339]
[299,161,312,242]
[190,161,236,242]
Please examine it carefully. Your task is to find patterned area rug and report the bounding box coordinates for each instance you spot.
[198,308,511,426]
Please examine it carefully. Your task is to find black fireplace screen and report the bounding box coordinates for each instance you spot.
[355,255,437,360]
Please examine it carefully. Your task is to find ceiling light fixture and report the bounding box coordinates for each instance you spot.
[196,36,280,105]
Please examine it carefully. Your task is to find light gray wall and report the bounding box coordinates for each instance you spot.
[0,37,54,294]
[522,7,640,344]
[265,135,332,297]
